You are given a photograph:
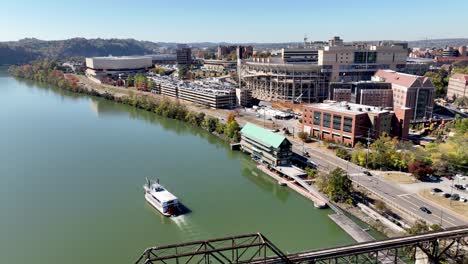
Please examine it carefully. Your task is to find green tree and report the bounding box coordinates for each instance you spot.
[178,66,189,78]
[305,167,318,179]
[297,131,308,142]
[407,220,430,235]
[369,133,399,170]
[324,168,352,203]
[203,117,219,133]
[225,121,241,141]
[215,122,226,135]
[336,148,351,161]
[424,71,447,98]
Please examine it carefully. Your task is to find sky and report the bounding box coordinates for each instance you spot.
[1,0,467,43]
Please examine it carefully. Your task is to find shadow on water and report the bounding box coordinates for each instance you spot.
[239,154,291,202]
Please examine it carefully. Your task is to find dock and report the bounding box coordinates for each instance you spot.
[329,213,374,243]
[257,164,327,208]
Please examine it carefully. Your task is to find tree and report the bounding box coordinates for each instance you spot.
[369,133,399,170]
[407,220,429,235]
[178,66,189,78]
[408,160,433,180]
[305,167,318,179]
[125,75,134,87]
[324,168,352,203]
[297,131,308,142]
[225,121,241,141]
[203,117,219,133]
[336,148,351,161]
[216,122,226,135]
[424,71,447,99]
[374,200,387,213]
[227,112,236,123]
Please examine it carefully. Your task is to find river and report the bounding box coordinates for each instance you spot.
[0,70,358,263]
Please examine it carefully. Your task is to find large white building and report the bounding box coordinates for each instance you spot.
[85,56,153,79]
[318,38,408,82]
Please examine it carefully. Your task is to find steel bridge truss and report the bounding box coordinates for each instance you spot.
[135,233,292,264]
[136,226,468,264]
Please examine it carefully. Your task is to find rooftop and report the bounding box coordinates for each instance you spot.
[373,70,433,88]
[240,123,288,149]
[87,56,152,60]
[451,73,468,84]
[305,101,390,115]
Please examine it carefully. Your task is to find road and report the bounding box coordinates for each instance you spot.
[291,143,467,228]
[75,77,466,228]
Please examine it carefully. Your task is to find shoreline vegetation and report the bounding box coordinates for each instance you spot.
[8,60,242,143]
[8,60,439,241]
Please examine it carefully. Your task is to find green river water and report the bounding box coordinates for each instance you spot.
[0,70,367,263]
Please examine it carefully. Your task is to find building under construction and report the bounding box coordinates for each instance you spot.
[240,59,330,103]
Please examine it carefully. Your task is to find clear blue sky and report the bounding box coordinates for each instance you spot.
[1,0,467,43]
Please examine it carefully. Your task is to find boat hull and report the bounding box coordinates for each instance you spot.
[145,193,172,216]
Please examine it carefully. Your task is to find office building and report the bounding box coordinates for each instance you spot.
[302,102,402,146]
[373,70,435,122]
[237,46,254,60]
[240,123,292,166]
[447,73,468,100]
[176,44,192,66]
[217,45,253,60]
[442,47,459,57]
[85,56,152,81]
[318,37,408,82]
[217,45,237,58]
[329,81,393,108]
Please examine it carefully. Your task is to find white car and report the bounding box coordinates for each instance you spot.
[456,174,466,180]
[459,196,467,202]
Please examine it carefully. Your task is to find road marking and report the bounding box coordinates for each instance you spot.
[397,194,412,197]
[399,196,457,227]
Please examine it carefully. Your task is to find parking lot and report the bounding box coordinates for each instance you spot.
[398,175,468,202]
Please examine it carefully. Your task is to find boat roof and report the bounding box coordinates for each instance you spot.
[152,187,178,202]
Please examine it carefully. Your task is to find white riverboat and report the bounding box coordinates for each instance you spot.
[144,179,180,216]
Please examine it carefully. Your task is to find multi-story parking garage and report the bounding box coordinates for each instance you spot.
[240,60,330,103]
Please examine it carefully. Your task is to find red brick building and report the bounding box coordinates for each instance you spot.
[302,101,409,146]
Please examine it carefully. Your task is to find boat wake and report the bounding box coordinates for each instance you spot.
[170,215,203,240]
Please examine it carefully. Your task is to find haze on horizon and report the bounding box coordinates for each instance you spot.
[1,0,468,43]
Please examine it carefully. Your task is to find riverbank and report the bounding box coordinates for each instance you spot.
[8,65,390,242]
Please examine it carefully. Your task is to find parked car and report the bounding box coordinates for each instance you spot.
[443,193,451,198]
[363,171,372,176]
[420,206,432,214]
[456,174,466,180]
[454,184,466,190]
[431,188,443,194]
[459,196,467,202]
[450,194,460,200]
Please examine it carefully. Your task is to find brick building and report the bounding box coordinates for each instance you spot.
[302,101,409,146]
[373,70,435,122]
[447,73,468,100]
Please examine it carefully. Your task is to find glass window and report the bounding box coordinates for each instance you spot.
[333,115,342,130]
[313,111,321,126]
[343,117,353,132]
[323,113,331,128]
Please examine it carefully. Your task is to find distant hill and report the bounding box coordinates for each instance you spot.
[1,38,161,65]
[2,37,468,65]
[407,38,468,48]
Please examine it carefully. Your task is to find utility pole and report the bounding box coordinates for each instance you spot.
[365,128,371,170]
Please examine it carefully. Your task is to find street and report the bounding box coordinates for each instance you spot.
[291,143,467,228]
